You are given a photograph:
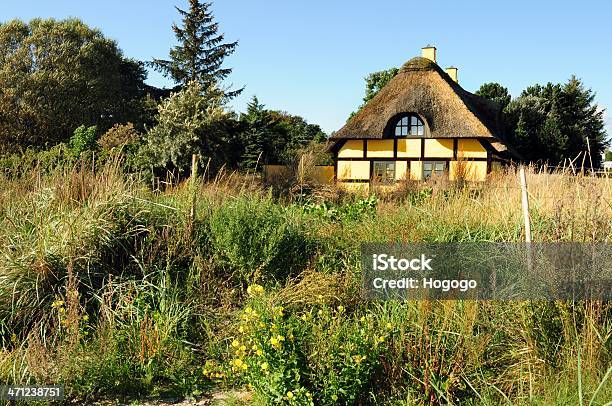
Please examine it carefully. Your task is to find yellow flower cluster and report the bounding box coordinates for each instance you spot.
[202,360,226,380]
[246,284,264,297]
[51,300,64,309]
[269,334,285,349]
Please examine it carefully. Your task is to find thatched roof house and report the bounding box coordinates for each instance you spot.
[327,47,519,188]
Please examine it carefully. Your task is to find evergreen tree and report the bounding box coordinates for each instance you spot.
[238,96,328,169]
[239,96,276,170]
[151,0,241,98]
[139,81,231,174]
[505,77,607,167]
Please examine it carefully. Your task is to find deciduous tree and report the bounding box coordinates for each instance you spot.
[0,18,148,151]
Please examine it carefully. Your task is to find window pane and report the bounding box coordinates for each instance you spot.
[417,125,424,136]
[435,162,445,171]
[401,117,408,125]
[411,116,418,126]
[395,126,401,136]
[423,162,433,170]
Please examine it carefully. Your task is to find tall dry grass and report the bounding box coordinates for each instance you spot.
[0,160,609,403]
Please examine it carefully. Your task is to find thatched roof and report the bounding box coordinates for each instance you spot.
[330,57,507,145]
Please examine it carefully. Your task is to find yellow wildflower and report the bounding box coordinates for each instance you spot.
[247,284,264,297]
[51,300,64,309]
[231,339,240,348]
[286,391,294,400]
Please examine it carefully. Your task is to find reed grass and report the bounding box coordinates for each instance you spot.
[0,160,609,404]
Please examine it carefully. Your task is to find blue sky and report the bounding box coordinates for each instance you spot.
[2,0,612,138]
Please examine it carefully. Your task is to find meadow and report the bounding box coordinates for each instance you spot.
[0,157,610,405]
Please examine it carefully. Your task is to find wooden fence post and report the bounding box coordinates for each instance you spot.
[519,166,531,243]
[190,154,199,221]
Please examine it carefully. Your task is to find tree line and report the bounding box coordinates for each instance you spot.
[0,0,325,175]
[353,68,608,168]
[0,0,608,172]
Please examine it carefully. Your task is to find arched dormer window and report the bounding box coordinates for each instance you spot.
[394,114,424,137]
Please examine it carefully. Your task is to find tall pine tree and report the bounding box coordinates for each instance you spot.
[151,0,242,98]
[240,96,276,170]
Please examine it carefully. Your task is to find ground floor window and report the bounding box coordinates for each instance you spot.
[423,161,447,179]
[372,161,395,183]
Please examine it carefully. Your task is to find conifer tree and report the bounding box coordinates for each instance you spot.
[151,1,241,98]
[240,96,276,170]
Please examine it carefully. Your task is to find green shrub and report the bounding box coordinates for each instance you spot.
[208,194,314,284]
[98,123,141,151]
[69,125,98,156]
[299,195,378,223]
[224,290,388,405]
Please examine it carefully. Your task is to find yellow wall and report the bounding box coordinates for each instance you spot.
[449,161,488,181]
[337,160,370,180]
[397,139,421,158]
[458,139,487,158]
[366,140,394,158]
[410,161,423,180]
[395,161,408,180]
[337,140,364,158]
[263,165,293,183]
[311,166,335,184]
[424,139,454,158]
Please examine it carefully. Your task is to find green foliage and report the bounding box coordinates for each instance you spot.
[363,68,399,105]
[605,150,612,161]
[226,294,387,405]
[139,81,231,174]
[0,18,149,151]
[349,67,399,119]
[475,82,511,109]
[207,194,313,284]
[239,96,277,170]
[69,125,98,156]
[1,162,611,403]
[239,96,327,169]
[150,0,241,99]
[0,144,75,177]
[504,77,608,166]
[97,123,141,151]
[299,195,378,222]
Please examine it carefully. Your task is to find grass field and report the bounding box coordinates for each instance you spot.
[0,160,610,405]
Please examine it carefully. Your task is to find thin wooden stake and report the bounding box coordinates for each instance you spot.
[519,166,531,243]
[190,154,199,221]
[586,137,594,174]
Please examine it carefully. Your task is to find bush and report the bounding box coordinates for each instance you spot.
[98,123,141,151]
[69,125,98,156]
[0,144,75,177]
[223,290,387,405]
[208,194,314,284]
